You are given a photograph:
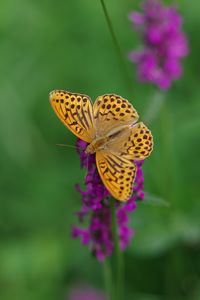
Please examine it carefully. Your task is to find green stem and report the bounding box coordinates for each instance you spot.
[103,258,113,300]
[161,100,180,297]
[111,199,124,300]
[161,100,173,203]
[116,248,124,300]
[99,0,133,94]
[143,90,166,125]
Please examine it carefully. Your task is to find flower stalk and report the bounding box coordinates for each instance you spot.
[143,90,166,125]
[111,199,124,300]
[103,257,113,300]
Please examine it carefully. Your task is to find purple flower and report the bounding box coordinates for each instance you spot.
[129,0,189,90]
[69,286,106,300]
[71,139,145,261]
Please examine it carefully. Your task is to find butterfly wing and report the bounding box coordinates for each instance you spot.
[93,94,139,138]
[106,122,153,160]
[96,151,136,201]
[50,90,95,143]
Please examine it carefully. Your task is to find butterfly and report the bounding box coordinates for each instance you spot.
[49,90,153,202]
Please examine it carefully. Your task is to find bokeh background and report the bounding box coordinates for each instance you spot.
[0,0,200,299]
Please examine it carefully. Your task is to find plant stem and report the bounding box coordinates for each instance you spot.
[143,90,166,125]
[99,0,133,95]
[161,99,174,203]
[116,247,124,300]
[161,99,180,297]
[103,257,113,300]
[111,199,124,300]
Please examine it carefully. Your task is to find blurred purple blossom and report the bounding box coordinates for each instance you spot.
[69,285,106,300]
[71,139,144,261]
[129,0,189,90]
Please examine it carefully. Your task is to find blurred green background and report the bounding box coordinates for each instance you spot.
[0,0,200,299]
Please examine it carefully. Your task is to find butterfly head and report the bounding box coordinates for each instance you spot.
[85,143,96,154]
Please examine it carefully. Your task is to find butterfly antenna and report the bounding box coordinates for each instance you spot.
[56,143,76,149]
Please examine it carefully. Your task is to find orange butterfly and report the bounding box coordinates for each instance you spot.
[50,90,153,201]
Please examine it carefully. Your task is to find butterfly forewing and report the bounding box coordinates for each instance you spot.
[50,90,95,143]
[96,151,137,201]
[93,94,139,138]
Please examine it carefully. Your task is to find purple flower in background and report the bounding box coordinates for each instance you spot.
[129,0,189,90]
[71,139,145,261]
[69,285,106,300]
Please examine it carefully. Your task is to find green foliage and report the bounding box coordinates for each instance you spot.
[0,0,200,299]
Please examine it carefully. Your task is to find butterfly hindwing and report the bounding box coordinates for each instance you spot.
[96,151,137,201]
[50,90,95,143]
[107,122,153,160]
[93,94,139,137]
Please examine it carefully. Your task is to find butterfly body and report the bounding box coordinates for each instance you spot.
[50,90,153,201]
